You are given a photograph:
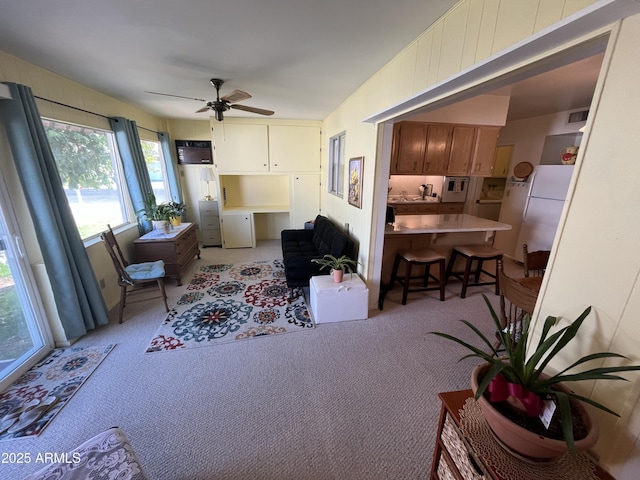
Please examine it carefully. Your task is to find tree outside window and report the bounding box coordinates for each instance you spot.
[43,119,132,240]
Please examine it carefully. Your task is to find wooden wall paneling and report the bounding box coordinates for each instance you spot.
[492,1,539,54]
[439,3,468,81]
[414,30,434,94]
[428,22,444,86]
[461,0,484,71]
[475,0,501,62]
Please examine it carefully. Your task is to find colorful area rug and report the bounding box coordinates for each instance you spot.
[0,344,115,441]
[146,260,313,353]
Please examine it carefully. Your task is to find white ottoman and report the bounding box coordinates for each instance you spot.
[310,274,369,323]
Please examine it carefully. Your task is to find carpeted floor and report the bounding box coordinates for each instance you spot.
[1,240,512,480]
[146,260,313,353]
[0,344,115,441]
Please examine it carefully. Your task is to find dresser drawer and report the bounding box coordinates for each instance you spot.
[441,413,485,479]
[200,214,220,230]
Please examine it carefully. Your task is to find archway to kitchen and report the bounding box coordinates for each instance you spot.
[368,31,609,303]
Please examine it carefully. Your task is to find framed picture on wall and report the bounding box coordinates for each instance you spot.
[348,156,363,209]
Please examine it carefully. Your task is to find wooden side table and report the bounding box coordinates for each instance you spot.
[431,390,615,480]
[134,222,200,285]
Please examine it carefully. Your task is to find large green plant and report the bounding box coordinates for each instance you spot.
[430,295,640,453]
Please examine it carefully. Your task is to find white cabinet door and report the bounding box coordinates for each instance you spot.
[291,174,320,228]
[221,213,254,248]
[269,125,321,172]
[213,123,269,173]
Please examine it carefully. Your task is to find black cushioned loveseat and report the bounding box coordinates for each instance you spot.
[281,215,355,295]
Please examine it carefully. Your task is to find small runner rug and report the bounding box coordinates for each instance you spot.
[145,260,313,353]
[0,344,115,441]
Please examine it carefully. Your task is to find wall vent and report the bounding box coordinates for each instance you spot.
[568,110,589,123]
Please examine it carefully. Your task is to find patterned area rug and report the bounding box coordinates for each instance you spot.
[146,260,313,353]
[0,344,115,441]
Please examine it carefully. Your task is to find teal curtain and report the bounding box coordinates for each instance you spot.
[108,117,154,234]
[157,131,183,204]
[0,82,109,339]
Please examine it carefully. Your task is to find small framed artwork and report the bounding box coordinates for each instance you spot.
[348,156,363,208]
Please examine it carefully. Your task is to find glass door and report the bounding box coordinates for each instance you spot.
[0,183,52,390]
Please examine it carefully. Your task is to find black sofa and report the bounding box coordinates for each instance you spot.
[281,215,355,295]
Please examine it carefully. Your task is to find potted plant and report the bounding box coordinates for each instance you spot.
[167,201,187,227]
[430,295,640,459]
[137,193,173,234]
[311,254,359,283]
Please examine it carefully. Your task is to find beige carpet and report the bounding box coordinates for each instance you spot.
[3,240,506,480]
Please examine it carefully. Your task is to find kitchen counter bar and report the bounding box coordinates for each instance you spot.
[381,214,511,287]
[386,214,511,235]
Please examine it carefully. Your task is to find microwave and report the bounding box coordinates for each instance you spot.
[441,176,470,203]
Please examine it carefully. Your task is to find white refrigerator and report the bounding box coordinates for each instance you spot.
[514,165,574,262]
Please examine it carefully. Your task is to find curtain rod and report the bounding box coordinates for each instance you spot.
[33,95,160,134]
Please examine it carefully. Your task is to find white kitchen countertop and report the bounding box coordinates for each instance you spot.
[385,214,511,235]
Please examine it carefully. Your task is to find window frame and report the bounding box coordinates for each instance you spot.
[41,118,135,242]
[328,131,346,198]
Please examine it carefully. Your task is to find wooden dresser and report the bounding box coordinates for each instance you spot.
[431,390,615,480]
[134,222,200,285]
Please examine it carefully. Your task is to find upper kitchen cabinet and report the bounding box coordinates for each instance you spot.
[390,122,427,174]
[423,124,451,174]
[390,121,501,176]
[470,126,502,176]
[268,125,320,172]
[213,121,321,173]
[213,123,269,172]
[445,126,476,175]
[491,144,513,178]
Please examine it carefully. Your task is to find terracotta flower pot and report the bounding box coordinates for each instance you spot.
[471,363,599,460]
[332,269,344,283]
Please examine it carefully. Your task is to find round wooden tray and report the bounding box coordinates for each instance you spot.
[513,161,534,180]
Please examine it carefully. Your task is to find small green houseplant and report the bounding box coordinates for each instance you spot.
[311,254,359,283]
[137,193,173,233]
[430,295,640,458]
[167,201,187,226]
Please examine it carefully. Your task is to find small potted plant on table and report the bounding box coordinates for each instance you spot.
[430,295,640,460]
[311,254,359,283]
[168,201,187,227]
[137,193,173,234]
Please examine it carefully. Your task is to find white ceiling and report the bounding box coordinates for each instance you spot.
[0,0,604,124]
[0,0,459,121]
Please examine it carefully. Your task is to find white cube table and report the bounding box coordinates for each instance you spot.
[310,274,369,323]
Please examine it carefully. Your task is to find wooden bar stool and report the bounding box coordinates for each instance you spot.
[445,245,503,298]
[389,248,446,304]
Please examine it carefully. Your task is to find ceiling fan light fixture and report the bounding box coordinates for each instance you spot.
[215,110,224,122]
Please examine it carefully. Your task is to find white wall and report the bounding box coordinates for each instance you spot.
[492,107,588,258]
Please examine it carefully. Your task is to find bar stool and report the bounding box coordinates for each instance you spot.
[445,245,503,298]
[389,248,446,304]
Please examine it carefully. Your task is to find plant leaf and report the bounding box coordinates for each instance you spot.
[554,391,576,453]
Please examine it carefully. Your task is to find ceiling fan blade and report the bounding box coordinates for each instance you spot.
[221,89,251,103]
[195,106,211,113]
[145,91,206,102]
[230,104,274,116]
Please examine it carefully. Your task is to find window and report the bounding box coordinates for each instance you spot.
[328,132,346,197]
[42,119,133,240]
[141,139,170,203]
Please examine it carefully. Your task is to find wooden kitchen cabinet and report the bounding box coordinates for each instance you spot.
[424,124,451,175]
[134,222,200,286]
[390,122,427,174]
[446,126,476,175]
[438,202,464,214]
[470,126,501,176]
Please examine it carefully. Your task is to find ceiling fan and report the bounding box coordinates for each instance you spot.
[146,78,275,121]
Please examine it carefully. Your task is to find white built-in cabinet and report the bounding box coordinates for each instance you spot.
[220,213,254,248]
[210,120,321,247]
[291,174,320,229]
[213,122,320,173]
